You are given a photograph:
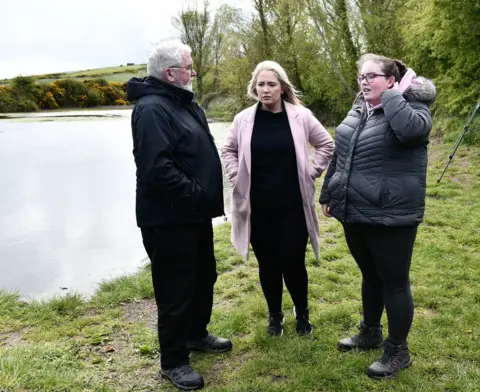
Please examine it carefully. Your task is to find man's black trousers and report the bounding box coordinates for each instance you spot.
[141,221,217,369]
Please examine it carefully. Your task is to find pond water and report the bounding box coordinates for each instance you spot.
[0,109,231,300]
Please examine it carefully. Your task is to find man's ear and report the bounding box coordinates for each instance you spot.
[163,69,175,82]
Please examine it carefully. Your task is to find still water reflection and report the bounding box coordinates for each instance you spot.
[0,109,231,300]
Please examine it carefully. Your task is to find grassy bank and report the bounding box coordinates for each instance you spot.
[1,138,479,391]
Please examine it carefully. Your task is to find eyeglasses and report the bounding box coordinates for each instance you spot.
[168,65,195,74]
[356,73,388,83]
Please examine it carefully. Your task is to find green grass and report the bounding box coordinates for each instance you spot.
[1,139,479,391]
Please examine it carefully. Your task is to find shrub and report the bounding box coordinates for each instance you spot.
[0,87,15,113]
[39,91,59,110]
[85,78,109,87]
[53,79,89,107]
[15,97,39,112]
[11,76,42,101]
[84,89,104,107]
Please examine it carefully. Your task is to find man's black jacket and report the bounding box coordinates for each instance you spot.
[127,76,224,227]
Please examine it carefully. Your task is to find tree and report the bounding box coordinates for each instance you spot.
[254,0,272,58]
[302,0,358,96]
[354,0,405,58]
[402,0,480,115]
[173,0,213,99]
[210,4,242,91]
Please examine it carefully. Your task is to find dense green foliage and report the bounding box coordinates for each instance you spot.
[176,0,478,125]
[0,76,128,112]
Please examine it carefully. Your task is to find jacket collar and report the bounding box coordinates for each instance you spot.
[146,76,195,103]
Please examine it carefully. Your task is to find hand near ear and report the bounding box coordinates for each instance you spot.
[393,68,417,95]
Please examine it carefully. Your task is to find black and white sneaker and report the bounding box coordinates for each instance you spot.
[267,312,284,336]
[294,307,313,336]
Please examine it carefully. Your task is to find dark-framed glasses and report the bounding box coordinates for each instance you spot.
[356,73,388,84]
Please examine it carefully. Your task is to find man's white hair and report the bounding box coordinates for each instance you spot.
[147,39,192,80]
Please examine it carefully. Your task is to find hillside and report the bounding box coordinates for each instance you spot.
[0,64,147,85]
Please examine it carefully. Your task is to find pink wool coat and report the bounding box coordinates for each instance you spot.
[221,101,334,260]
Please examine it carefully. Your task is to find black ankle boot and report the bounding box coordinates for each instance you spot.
[338,321,384,351]
[294,307,313,336]
[267,312,284,336]
[367,340,412,379]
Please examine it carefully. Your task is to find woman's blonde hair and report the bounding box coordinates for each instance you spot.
[247,60,302,105]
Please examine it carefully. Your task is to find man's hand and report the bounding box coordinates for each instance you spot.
[321,204,332,218]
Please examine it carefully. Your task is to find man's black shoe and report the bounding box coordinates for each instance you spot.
[267,312,284,336]
[367,341,412,379]
[187,333,233,353]
[338,321,383,351]
[160,365,204,391]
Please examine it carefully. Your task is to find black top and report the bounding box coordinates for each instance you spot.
[250,103,302,210]
[127,76,224,227]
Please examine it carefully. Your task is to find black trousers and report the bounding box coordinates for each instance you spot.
[141,221,217,369]
[343,223,418,345]
[250,207,309,314]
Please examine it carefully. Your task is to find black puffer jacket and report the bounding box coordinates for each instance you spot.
[127,76,224,227]
[320,78,436,226]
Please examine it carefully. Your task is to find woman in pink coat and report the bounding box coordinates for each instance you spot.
[221,61,334,337]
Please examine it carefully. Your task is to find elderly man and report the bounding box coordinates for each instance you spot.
[126,39,232,391]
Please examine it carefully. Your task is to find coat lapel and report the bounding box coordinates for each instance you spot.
[285,102,307,183]
[241,104,257,175]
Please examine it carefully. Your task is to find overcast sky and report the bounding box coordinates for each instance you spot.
[0,0,253,79]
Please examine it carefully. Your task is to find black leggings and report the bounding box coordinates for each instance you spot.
[250,207,309,314]
[343,223,418,345]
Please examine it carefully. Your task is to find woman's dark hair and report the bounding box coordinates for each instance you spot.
[356,53,408,82]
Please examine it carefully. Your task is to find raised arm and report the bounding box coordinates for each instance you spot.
[381,89,432,143]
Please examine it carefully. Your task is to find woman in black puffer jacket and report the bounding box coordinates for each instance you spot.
[320,53,436,380]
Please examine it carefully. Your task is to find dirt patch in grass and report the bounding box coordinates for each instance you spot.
[416,307,439,317]
[0,328,30,347]
[0,331,23,346]
[121,298,157,331]
[204,349,254,385]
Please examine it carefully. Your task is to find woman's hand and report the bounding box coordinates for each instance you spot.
[321,204,332,217]
[393,68,417,94]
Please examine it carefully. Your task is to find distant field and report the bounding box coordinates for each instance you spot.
[0,64,147,85]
